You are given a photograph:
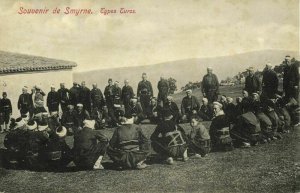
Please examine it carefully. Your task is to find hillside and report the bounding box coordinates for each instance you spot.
[74,49,298,95]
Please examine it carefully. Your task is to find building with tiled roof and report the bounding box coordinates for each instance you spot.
[0,51,77,117]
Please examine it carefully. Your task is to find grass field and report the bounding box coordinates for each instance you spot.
[0,86,299,193]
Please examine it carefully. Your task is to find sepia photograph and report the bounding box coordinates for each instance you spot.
[0,0,299,192]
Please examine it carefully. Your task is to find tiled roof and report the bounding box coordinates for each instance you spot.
[0,51,77,74]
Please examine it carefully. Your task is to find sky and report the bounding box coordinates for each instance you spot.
[0,0,298,72]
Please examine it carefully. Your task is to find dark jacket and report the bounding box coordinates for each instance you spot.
[121,85,134,104]
[79,87,91,112]
[109,124,150,151]
[262,69,278,95]
[199,104,213,121]
[157,80,169,100]
[245,75,261,95]
[91,88,105,108]
[69,86,80,106]
[181,96,200,115]
[201,74,219,93]
[137,80,153,97]
[47,91,60,112]
[18,93,32,111]
[150,119,187,143]
[57,88,69,106]
[0,98,12,114]
[73,127,108,154]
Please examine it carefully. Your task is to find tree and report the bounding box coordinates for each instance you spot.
[168,77,177,94]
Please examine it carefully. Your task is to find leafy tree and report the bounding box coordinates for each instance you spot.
[168,77,177,94]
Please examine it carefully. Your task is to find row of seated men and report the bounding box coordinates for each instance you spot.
[0,109,209,171]
[1,91,298,171]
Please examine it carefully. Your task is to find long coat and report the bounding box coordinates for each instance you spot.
[91,88,105,109]
[181,96,200,116]
[73,127,108,169]
[283,62,299,99]
[157,79,169,102]
[47,91,60,112]
[107,123,150,168]
[245,75,262,95]
[262,69,278,97]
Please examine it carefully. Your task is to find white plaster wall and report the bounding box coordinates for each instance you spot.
[0,70,73,118]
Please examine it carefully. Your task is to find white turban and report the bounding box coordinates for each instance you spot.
[83,119,96,129]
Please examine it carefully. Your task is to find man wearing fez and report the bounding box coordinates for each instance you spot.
[57,83,70,113]
[79,81,92,113]
[157,75,169,106]
[47,85,60,114]
[283,55,299,101]
[201,67,219,103]
[18,86,32,116]
[137,73,153,115]
[121,79,135,116]
[244,67,261,95]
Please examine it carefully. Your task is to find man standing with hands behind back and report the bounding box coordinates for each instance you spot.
[201,67,219,104]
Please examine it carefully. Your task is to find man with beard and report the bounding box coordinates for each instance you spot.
[201,67,219,103]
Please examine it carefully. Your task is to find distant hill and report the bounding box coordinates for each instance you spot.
[74,49,298,95]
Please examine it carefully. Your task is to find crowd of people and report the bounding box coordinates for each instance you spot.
[0,55,299,171]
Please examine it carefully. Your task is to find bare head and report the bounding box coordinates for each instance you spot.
[124,79,129,86]
[92,83,97,89]
[242,90,249,98]
[247,67,254,76]
[81,81,86,87]
[108,78,113,85]
[142,73,147,80]
[190,117,199,127]
[285,55,291,65]
[207,67,213,75]
[60,83,65,89]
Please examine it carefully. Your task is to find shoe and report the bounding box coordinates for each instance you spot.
[182,150,188,162]
[272,136,277,140]
[241,142,251,148]
[194,154,202,158]
[93,155,104,170]
[93,163,104,170]
[261,139,268,144]
[136,163,148,170]
[166,157,174,165]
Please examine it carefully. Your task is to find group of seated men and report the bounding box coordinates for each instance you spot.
[0,106,212,170]
[0,85,298,171]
